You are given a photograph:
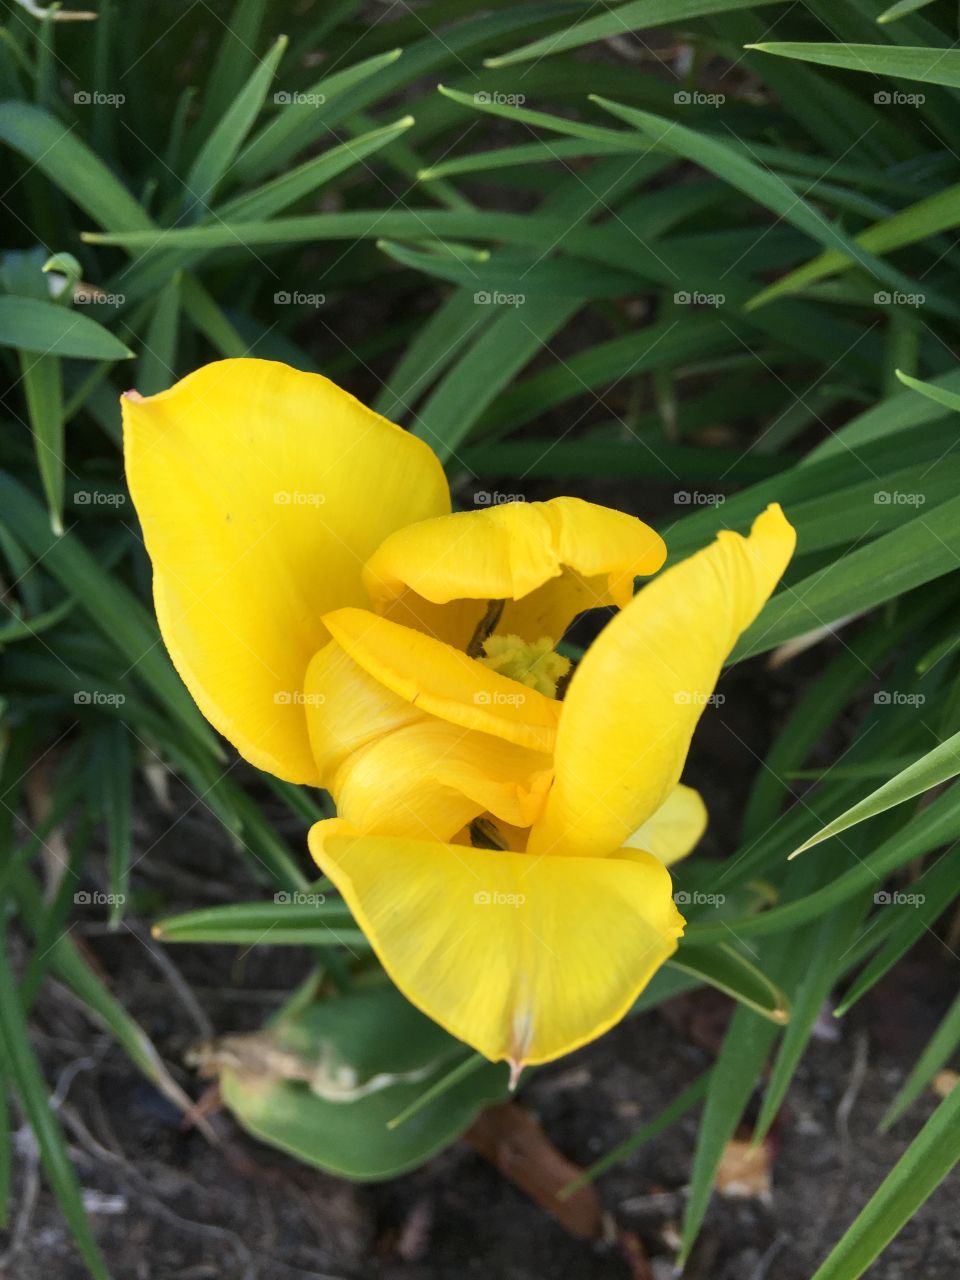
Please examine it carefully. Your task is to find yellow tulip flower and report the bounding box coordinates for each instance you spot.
[123,359,795,1077]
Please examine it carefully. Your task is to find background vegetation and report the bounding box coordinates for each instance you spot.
[1,1,958,1276]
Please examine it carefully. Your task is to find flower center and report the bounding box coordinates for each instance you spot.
[479,633,571,699]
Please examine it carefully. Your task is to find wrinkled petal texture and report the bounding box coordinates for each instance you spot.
[309,819,684,1066]
[626,784,707,866]
[529,504,795,859]
[123,359,449,783]
[363,497,666,646]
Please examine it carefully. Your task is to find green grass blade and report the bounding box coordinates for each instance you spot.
[590,96,949,304]
[18,350,64,533]
[669,942,790,1024]
[0,297,133,360]
[152,898,366,948]
[836,846,960,1015]
[879,992,960,1130]
[219,116,414,222]
[681,1006,780,1261]
[877,0,937,22]
[789,730,960,860]
[0,101,152,231]
[135,273,180,395]
[485,0,780,67]
[752,895,869,1143]
[561,1070,712,1196]
[93,722,133,928]
[748,183,960,309]
[686,783,960,946]
[894,368,960,412]
[0,930,110,1280]
[183,34,287,219]
[810,1079,960,1280]
[736,494,960,660]
[748,42,960,89]
[0,472,218,756]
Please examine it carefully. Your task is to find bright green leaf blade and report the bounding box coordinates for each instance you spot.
[153,898,368,948]
[0,297,133,359]
[880,992,960,1131]
[183,34,287,218]
[736,494,960,660]
[895,368,960,413]
[589,96,946,304]
[670,942,790,1024]
[686,783,960,946]
[234,47,403,181]
[747,42,960,89]
[0,102,152,232]
[810,1079,960,1280]
[837,846,960,1016]
[748,182,960,309]
[877,0,937,21]
[18,350,64,532]
[485,0,780,67]
[681,1007,780,1261]
[790,730,960,860]
[219,116,414,222]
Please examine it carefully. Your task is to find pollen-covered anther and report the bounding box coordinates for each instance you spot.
[480,634,571,698]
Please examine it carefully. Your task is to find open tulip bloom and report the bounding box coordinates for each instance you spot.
[123,359,796,1079]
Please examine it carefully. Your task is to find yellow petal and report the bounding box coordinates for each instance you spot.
[309,819,684,1067]
[304,638,425,784]
[322,607,561,753]
[122,359,449,783]
[333,721,553,841]
[625,784,707,866]
[363,497,666,646]
[529,505,795,859]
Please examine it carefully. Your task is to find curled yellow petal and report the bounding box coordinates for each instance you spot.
[122,358,450,783]
[363,497,666,646]
[529,504,795,859]
[309,819,684,1067]
[332,721,553,841]
[322,607,561,753]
